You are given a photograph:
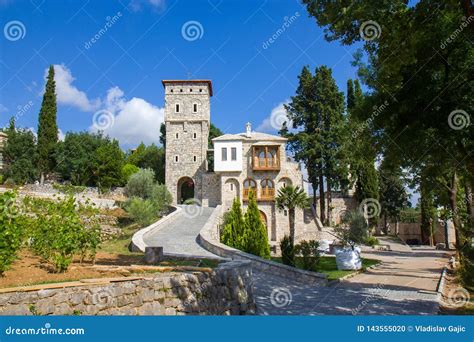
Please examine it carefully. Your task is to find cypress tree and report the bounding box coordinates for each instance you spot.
[243,191,270,259]
[220,197,245,249]
[37,65,58,184]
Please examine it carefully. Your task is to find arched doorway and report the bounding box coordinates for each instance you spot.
[177,177,195,204]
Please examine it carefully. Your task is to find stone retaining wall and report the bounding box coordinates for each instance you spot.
[0,261,255,316]
[198,206,327,285]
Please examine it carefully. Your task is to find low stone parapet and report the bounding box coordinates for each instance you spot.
[0,261,255,316]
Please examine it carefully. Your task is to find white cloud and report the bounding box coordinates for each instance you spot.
[90,86,164,146]
[49,64,101,112]
[0,104,8,113]
[256,101,291,133]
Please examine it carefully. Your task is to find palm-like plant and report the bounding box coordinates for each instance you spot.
[276,185,308,246]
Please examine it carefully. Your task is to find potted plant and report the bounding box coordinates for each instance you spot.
[332,211,369,270]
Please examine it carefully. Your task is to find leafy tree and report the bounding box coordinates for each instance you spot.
[150,183,173,215]
[125,198,158,227]
[378,162,409,233]
[127,143,165,184]
[282,66,347,225]
[3,118,38,184]
[159,122,166,148]
[121,163,140,183]
[0,192,24,275]
[335,210,369,250]
[276,185,308,248]
[92,139,124,193]
[243,191,271,259]
[220,198,246,250]
[37,65,58,183]
[302,0,473,283]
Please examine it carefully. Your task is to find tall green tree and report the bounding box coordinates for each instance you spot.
[283,66,347,225]
[243,191,271,259]
[92,139,124,193]
[3,118,38,184]
[37,65,58,184]
[127,143,165,184]
[220,198,246,250]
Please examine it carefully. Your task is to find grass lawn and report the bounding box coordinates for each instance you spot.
[271,256,381,281]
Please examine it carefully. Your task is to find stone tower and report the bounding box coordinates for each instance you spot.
[162,80,212,205]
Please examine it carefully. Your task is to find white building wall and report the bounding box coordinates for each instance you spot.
[213,141,243,172]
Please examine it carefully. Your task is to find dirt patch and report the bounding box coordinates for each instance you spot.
[439,265,474,315]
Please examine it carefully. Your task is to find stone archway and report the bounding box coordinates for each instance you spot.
[177,177,195,204]
[259,210,268,229]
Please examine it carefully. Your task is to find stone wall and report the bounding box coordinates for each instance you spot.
[391,221,456,248]
[0,261,256,316]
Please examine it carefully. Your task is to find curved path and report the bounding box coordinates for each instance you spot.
[143,208,451,315]
[143,205,219,259]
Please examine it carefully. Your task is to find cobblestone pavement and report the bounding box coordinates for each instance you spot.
[144,205,219,259]
[254,240,452,315]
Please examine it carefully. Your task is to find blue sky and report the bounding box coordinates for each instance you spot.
[0,0,362,147]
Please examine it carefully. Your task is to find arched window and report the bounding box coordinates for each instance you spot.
[243,178,257,200]
[261,179,275,199]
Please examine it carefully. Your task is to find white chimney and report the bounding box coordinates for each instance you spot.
[245,122,252,138]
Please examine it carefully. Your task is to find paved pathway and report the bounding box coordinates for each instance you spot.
[142,210,451,315]
[144,205,219,259]
[254,239,452,315]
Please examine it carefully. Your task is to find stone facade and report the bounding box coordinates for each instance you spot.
[0,261,256,316]
[163,80,212,205]
[163,79,322,249]
[0,132,7,172]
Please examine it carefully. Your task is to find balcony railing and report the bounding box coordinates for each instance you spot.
[252,146,280,171]
[243,188,275,201]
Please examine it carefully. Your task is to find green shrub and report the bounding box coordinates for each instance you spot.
[365,236,380,247]
[125,197,158,227]
[280,235,295,266]
[125,168,155,199]
[0,192,24,275]
[220,198,245,250]
[150,184,172,215]
[294,240,320,271]
[25,196,100,272]
[335,210,369,249]
[121,163,139,183]
[52,183,86,195]
[243,191,270,259]
[0,175,3,184]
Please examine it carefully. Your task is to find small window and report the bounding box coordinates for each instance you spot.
[231,147,237,161]
[221,147,227,161]
[193,103,198,113]
[180,89,183,92]
[193,156,197,162]
[199,89,203,93]
[170,89,174,93]
[230,184,234,191]
[174,156,179,162]
[175,133,179,139]
[284,210,288,216]
[193,133,197,139]
[175,104,180,113]
[190,88,193,92]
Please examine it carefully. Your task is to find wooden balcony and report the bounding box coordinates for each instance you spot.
[252,146,280,171]
[243,188,275,201]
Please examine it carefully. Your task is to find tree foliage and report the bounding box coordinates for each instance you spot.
[37,65,58,179]
[0,192,24,275]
